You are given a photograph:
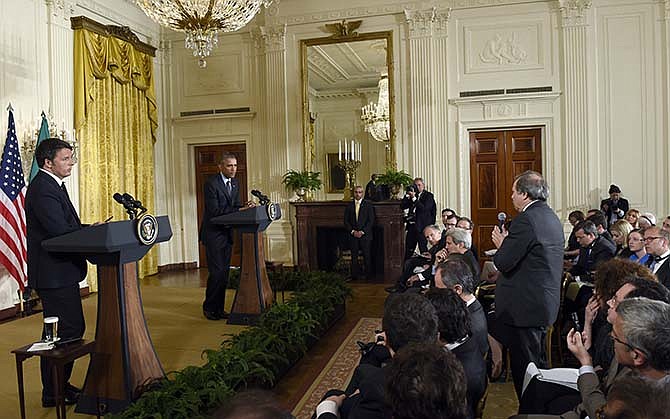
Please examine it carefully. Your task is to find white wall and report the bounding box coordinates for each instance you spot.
[155,0,670,268]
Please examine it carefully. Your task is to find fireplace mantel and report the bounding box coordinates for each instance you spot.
[291,201,405,282]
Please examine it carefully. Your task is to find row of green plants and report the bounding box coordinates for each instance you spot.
[110,271,351,419]
[282,168,414,196]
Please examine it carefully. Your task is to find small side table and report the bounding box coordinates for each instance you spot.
[12,339,96,419]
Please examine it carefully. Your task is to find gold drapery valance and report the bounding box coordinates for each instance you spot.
[73,20,159,288]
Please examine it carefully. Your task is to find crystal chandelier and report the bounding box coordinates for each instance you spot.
[134,0,272,68]
[360,74,390,143]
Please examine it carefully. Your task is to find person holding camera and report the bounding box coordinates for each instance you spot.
[600,184,629,229]
[401,177,436,260]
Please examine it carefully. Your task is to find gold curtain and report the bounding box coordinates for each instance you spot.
[73,29,158,291]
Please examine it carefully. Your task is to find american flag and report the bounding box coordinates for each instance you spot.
[0,110,27,290]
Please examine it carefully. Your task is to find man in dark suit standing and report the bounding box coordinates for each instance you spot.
[26,138,88,407]
[199,153,253,320]
[600,184,629,229]
[344,185,375,280]
[491,170,564,398]
[401,177,436,260]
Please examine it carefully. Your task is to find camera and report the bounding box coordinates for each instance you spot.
[405,184,418,194]
[356,330,385,356]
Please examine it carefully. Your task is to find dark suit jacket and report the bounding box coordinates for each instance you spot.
[600,197,629,228]
[468,298,489,357]
[344,199,375,238]
[652,258,670,289]
[26,171,87,289]
[451,337,487,419]
[198,174,241,243]
[569,236,616,279]
[401,190,436,232]
[494,200,565,328]
[321,364,388,419]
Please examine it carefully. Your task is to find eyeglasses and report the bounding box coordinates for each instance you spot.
[609,331,643,355]
[644,236,662,242]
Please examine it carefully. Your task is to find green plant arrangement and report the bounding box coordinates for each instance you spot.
[109,270,351,419]
[281,170,322,202]
[376,168,413,199]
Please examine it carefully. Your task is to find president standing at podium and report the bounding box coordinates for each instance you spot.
[25,138,87,407]
[199,153,253,320]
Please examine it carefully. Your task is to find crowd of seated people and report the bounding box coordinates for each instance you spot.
[213,182,670,419]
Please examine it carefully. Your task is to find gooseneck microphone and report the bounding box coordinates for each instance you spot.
[251,189,270,205]
[122,193,147,214]
[497,212,507,231]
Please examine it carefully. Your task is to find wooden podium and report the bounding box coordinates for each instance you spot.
[211,205,280,325]
[42,217,172,416]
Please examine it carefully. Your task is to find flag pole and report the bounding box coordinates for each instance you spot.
[6,103,13,113]
[18,289,23,315]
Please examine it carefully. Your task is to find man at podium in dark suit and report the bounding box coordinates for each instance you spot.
[199,153,254,320]
[26,138,88,408]
[344,185,375,280]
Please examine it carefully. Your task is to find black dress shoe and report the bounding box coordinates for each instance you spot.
[203,310,222,320]
[384,286,403,293]
[65,383,82,397]
[218,311,230,319]
[42,392,79,407]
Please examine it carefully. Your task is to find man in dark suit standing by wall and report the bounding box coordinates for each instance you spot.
[401,177,436,260]
[491,170,564,398]
[344,185,375,280]
[26,138,88,408]
[600,184,629,229]
[199,153,253,320]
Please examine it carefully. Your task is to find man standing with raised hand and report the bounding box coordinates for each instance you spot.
[491,170,564,398]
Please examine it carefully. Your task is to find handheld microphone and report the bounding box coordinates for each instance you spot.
[497,212,507,231]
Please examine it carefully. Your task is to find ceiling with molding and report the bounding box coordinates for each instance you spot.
[307,38,387,93]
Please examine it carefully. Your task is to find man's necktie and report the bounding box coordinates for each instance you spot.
[61,182,69,198]
[355,200,360,221]
[226,180,232,195]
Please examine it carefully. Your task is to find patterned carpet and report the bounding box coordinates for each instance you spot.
[292,317,519,419]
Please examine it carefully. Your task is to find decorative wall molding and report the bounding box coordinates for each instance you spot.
[405,8,436,38]
[45,0,76,24]
[558,0,592,27]
[75,0,159,42]
[479,33,528,65]
[260,23,287,53]
[664,0,670,20]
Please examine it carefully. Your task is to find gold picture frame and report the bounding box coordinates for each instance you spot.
[326,153,346,193]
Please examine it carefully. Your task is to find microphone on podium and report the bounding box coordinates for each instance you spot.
[251,189,270,205]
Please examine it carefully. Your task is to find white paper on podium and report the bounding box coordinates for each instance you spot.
[522,362,579,395]
[27,341,55,352]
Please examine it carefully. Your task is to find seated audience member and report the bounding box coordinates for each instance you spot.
[386,343,468,419]
[600,184,629,229]
[435,228,481,280]
[517,296,670,419]
[586,212,614,245]
[663,216,670,233]
[581,260,655,373]
[565,210,585,260]
[586,208,602,218]
[388,225,444,293]
[213,389,292,419]
[441,208,458,239]
[456,216,479,262]
[624,208,640,228]
[638,212,656,230]
[569,220,616,280]
[627,229,650,265]
[315,293,438,419]
[610,219,633,258]
[434,258,489,357]
[563,297,670,419]
[598,375,670,419]
[518,274,670,417]
[425,288,486,419]
[642,226,670,288]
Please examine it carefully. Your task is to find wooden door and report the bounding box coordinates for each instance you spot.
[469,128,542,260]
[195,144,248,268]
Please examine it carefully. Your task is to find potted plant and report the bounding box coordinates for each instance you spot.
[376,168,413,199]
[282,170,322,201]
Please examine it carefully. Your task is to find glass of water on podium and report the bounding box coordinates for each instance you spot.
[43,316,59,343]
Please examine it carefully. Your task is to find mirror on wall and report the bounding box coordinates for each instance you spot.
[301,30,395,196]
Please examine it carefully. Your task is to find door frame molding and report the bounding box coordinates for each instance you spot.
[451,92,562,219]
